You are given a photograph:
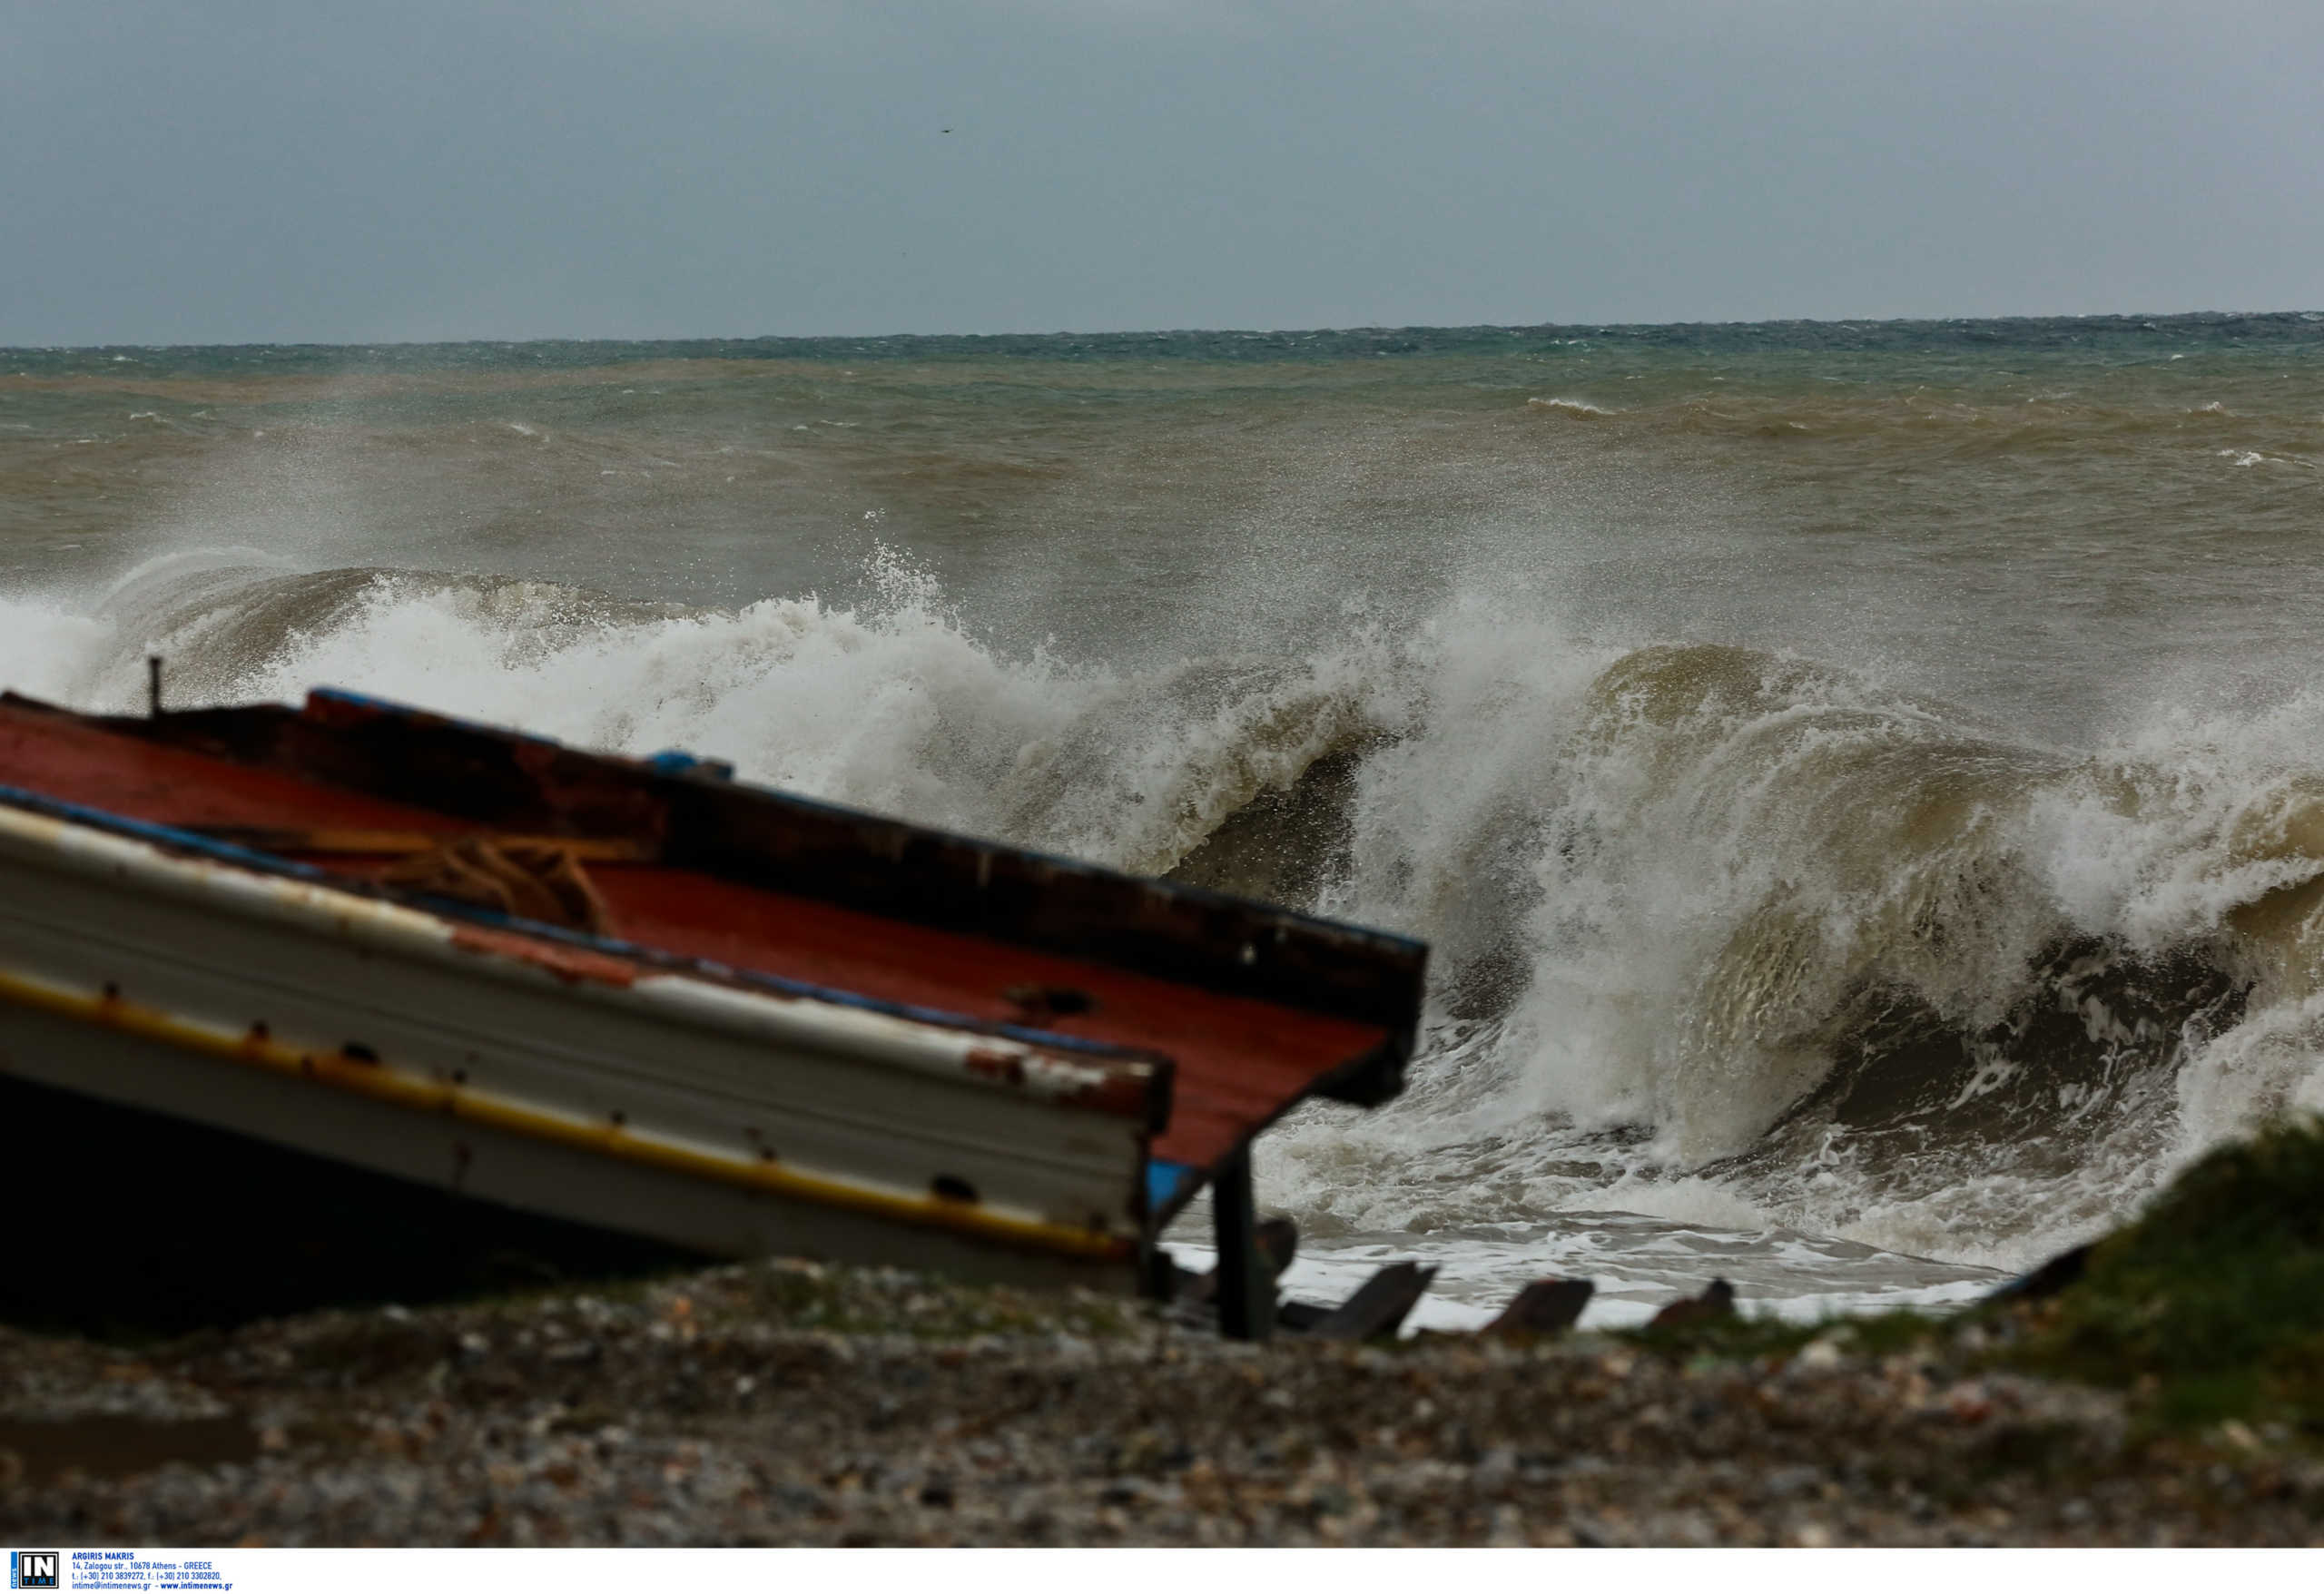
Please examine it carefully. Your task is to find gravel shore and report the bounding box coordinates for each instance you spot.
[5,1258,2320,1547]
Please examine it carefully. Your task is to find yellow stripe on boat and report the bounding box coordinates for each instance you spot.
[0,962,1134,1264]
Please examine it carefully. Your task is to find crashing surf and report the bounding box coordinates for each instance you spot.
[7,550,2324,1298]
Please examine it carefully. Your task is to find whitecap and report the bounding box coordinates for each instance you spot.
[1525,396,1614,418]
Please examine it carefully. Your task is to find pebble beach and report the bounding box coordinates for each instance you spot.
[5,1258,2320,1549]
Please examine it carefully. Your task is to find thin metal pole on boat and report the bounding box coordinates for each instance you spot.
[1212,1143,1274,1341]
[147,655,162,718]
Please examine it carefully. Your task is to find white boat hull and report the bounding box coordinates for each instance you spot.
[0,802,1157,1289]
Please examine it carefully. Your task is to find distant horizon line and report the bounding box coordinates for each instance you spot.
[5,307,2322,355]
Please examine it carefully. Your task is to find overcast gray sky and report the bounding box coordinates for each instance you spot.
[5,1,2319,343]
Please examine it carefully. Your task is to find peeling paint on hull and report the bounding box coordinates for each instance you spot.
[0,687,1427,1293]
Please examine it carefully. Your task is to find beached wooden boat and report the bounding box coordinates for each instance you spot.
[0,685,1424,1324]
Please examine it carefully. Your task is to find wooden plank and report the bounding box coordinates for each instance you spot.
[1170,1216,1297,1307]
[1275,1298,1332,1332]
[1305,1261,1436,1342]
[1483,1277,1595,1337]
[1647,1279,1737,1331]
[1986,1244,2092,1304]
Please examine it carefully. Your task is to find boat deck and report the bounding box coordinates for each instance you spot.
[0,696,1406,1178]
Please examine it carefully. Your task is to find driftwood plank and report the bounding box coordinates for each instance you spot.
[1647,1278,1737,1331]
[1482,1277,1594,1337]
[1174,1216,1298,1307]
[1305,1261,1436,1342]
[1275,1298,1332,1332]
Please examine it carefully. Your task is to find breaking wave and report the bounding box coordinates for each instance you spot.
[7,550,2324,1275]
[0,548,1392,881]
[1270,637,2324,1273]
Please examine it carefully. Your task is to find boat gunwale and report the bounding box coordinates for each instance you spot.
[17,687,1425,1077]
[0,777,1177,1085]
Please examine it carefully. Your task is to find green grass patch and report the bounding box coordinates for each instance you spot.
[1620,1310,1820,1361]
[1617,1304,1948,1363]
[1996,1115,2324,1437]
